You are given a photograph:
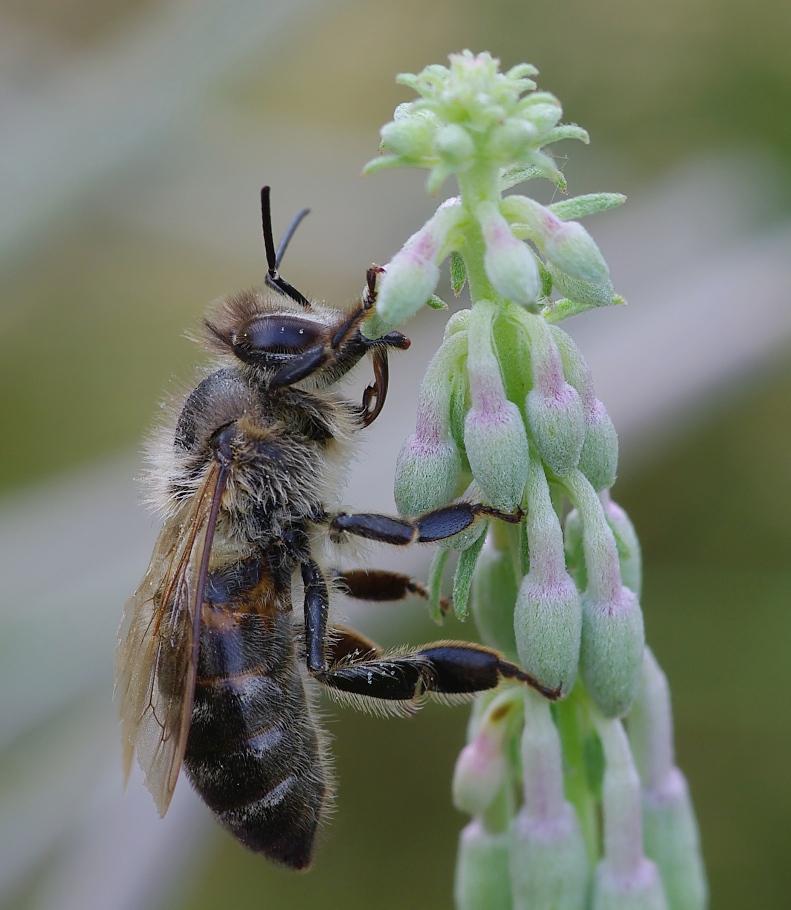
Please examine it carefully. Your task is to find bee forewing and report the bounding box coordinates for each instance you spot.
[115,464,222,817]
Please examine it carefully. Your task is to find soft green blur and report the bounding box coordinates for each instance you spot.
[2,0,790,908]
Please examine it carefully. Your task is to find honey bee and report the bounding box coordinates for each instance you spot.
[116,187,557,870]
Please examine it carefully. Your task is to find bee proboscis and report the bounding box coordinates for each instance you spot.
[116,187,557,870]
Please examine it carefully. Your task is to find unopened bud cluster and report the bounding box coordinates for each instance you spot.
[366,53,706,910]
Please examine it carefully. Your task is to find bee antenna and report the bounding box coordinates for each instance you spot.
[260,186,311,308]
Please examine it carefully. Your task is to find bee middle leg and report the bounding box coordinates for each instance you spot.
[331,568,451,617]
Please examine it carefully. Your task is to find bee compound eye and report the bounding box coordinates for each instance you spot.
[235,315,324,358]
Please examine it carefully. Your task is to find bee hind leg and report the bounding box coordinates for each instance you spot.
[317,625,559,706]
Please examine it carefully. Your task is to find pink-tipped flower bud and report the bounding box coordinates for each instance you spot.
[503,195,609,284]
[453,690,519,816]
[509,804,589,910]
[371,199,466,333]
[580,585,645,718]
[629,649,707,910]
[526,384,586,477]
[591,857,668,910]
[464,402,530,511]
[455,820,512,910]
[477,201,541,306]
[463,303,530,510]
[394,333,466,516]
[549,326,618,491]
[579,398,619,492]
[516,573,581,697]
[472,544,519,659]
[514,458,581,694]
[510,690,588,910]
[525,316,586,477]
[601,493,642,597]
[563,471,644,716]
[394,434,462,517]
[591,716,669,910]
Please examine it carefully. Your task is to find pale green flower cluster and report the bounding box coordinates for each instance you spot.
[365,52,707,910]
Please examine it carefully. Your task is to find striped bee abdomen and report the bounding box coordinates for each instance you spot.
[184,605,329,870]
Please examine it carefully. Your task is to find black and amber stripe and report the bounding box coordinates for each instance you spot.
[184,582,328,870]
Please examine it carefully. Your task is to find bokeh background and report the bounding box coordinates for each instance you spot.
[1,1,790,908]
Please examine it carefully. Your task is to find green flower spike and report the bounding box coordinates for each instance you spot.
[365,50,706,910]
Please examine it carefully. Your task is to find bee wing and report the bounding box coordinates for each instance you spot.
[115,460,226,816]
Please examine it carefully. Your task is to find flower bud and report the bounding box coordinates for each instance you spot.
[453,689,519,816]
[502,195,609,283]
[563,470,644,716]
[435,123,476,164]
[591,716,669,910]
[546,261,617,309]
[510,690,589,910]
[509,804,589,910]
[380,117,435,159]
[601,493,642,597]
[515,572,581,696]
[548,326,617,490]
[394,434,462,516]
[525,383,586,477]
[372,199,465,333]
[591,859,669,910]
[516,94,563,132]
[453,741,509,818]
[515,457,581,694]
[641,769,707,910]
[464,302,530,510]
[477,201,541,306]
[464,402,530,510]
[438,481,491,552]
[455,820,512,910]
[579,398,619,492]
[488,119,538,163]
[472,544,519,659]
[629,648,707,910]
[539,218,609,284]
[580,585,645,717]
[394,332,466,515]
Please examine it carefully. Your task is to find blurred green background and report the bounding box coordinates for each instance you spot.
[1,0,790,908]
